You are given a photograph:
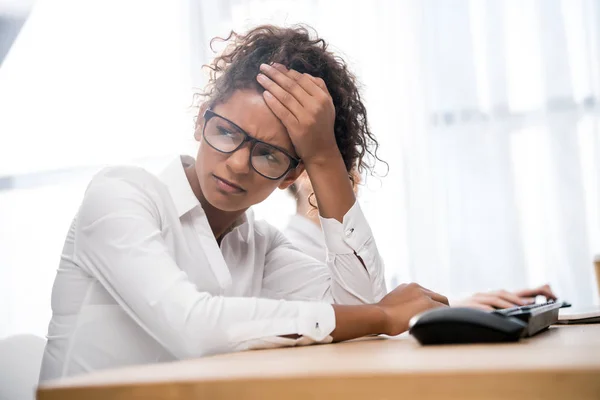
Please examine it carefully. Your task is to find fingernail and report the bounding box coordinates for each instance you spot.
[263,90,273,98]
[257,73,266,82]
[260,63,271,71]
[272,62,287,70]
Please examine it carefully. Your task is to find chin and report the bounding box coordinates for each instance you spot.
[207,195,247,212]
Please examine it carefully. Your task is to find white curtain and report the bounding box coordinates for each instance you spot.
[1,0,599,338]
[395,0,600,305]
[201,0,600,304]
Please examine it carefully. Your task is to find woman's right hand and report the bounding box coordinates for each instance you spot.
[331,283,448,342]
[376,283,449,336]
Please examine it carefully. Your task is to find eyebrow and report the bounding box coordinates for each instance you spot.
[214,111,299,159]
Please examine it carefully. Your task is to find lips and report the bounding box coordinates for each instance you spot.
[212,174,245,193]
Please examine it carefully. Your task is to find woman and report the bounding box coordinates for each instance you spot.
[39,25,448,381]
[284,171,556,310]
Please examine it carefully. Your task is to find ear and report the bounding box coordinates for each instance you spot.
[194,102,209,142]
[278,163,306,190]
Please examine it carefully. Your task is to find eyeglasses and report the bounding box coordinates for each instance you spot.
[202,109,301,180]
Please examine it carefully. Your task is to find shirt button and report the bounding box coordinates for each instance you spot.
[345,228,355,238]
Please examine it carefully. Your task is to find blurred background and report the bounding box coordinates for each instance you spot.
[1,0,599,339]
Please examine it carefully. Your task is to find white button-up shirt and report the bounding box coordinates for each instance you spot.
[39,156,387,382]
[284,214,327,263]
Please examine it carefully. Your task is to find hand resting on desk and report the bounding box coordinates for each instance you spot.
[453,284,557,311]
[331,283,449,341]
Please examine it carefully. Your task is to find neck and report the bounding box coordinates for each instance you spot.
[296,198,322,230]
[184,166,247,241]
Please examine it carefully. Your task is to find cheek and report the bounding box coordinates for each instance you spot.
[195,143,216,186]
[196,141,216,171]
[196,142,283,206]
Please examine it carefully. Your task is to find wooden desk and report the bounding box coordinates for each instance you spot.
[38,325,600,400]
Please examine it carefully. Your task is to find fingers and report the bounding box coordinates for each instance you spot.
[476,294,516,309]
[270,63,331,98]
[538,284,557,299]
[522,297,536,304]
[257,72,304,118]
[494,290,531,306]
[429,299,449,310]
[452,297,495,311]
[515,284,556,300]
[410,283,449,306]
[258,63,312,107]
[261,90,299,130]
[425,290,449,306]
[307,74,330,95]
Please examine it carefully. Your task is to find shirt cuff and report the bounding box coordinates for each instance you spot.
[232,302,335,351]
[296,302,336,341]
[320,200,373,255]
[226,302,336,344]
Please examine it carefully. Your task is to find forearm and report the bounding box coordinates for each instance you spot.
[304,150,355,222]
[330,304,387,342]
[328,252,387,304]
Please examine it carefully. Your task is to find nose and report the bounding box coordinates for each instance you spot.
[225,143,252,176]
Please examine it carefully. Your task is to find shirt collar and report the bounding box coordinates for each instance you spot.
[158,155,253,242]
[159,155,200,218]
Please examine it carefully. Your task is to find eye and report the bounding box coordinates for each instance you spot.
[257,148,282,164]
[217,126,237,137]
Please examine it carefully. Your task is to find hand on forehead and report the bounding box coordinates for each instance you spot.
[211,89,298,157]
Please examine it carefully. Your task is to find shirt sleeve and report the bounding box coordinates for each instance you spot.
[73,169,335,359]
[320,200,388,303]
[262,201,387,306]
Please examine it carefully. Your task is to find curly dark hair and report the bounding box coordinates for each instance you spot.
[199,24,384,183]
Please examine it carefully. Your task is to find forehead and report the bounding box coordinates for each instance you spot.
[211,90,296,157]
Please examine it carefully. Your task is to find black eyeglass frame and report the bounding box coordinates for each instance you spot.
[202,109,301,180]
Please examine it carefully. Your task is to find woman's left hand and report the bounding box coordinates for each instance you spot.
[453,284,558,311]
[256,63,338,164]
